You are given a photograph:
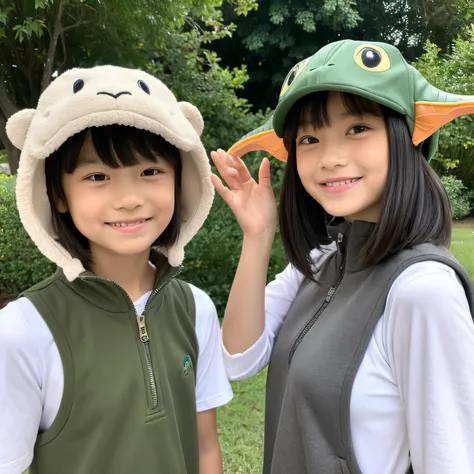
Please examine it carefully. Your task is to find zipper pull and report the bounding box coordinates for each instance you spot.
[325,287,336,302]
[136,314,149,343]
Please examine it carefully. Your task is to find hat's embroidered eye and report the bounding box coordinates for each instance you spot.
[137,80,150,94]
[73,79,84,93]
[362,49,381,68]
[280,57,311,97]
[354,45,390,72]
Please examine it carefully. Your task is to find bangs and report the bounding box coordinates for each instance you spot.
[61,125,177,174]
[284,91,382,142]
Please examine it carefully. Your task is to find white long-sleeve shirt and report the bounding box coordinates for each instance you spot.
[223,257,474,474]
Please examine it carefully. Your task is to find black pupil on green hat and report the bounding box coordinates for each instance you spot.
[362,49,381,68]
[287,68,297,86]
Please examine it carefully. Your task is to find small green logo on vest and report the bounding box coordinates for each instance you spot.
[183,355,193,376]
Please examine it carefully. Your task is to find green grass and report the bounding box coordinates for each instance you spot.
[21,228,474,474]
[219,370,266,473]
[451,228,474,277]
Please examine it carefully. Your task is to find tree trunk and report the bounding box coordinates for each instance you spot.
[0,109,20,174]
[0,70,20,174]
[41,0,65,93]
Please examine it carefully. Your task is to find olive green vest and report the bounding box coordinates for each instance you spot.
[21,253,199,474]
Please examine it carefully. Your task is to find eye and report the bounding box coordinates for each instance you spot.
[354,45,390,72]
[137,80,150,94]
[86,173,109,181]
[348,125,369,134]
[142,168,161,176]
[280,57,311,97]
[298,136,319,145]
[73,79,84,94]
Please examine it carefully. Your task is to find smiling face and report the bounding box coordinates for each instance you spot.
[60,133,175,262]
[46,125,181,268]
[294,91,389,222]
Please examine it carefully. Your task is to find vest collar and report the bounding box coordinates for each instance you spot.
[327,218,375,273]
[56,250,181,312]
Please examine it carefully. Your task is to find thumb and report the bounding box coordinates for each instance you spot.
[258,158,272,188]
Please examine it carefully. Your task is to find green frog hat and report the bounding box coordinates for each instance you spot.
[228,39,474,162]
[6,65,214,281]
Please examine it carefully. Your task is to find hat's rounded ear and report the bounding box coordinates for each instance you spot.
[178,102,204,137]
[6,109,36,150]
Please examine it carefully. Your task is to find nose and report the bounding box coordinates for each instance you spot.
[113,180,145,210]
[318,142,348,169]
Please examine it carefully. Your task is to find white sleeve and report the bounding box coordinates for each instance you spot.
[385,262,474,474]
[221,245,338,381]
[190,285,233,412]
[0,301,44,474]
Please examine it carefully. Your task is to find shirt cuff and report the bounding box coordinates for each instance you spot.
[221,331,271,381]
[196,387,233,412]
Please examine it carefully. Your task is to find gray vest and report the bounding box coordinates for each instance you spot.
[264,221,474,474]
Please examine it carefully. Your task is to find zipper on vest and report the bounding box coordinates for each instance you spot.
[288,231,347,366]
[135,266,183,409]
[81,266,182,410]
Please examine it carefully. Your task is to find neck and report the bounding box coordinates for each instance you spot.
[89,246,156,302]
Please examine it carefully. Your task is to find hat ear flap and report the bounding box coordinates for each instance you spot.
[6,109,36,150]
[178,102,204,137]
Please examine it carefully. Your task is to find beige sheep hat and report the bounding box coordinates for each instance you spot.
[6,65,214,281]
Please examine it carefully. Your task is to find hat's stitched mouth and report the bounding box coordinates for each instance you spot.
[97,91,132,99]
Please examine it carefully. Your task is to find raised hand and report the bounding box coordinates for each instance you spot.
[210,149,277,238]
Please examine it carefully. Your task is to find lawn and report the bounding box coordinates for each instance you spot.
[451,228,474,277]
[21,227,474,474]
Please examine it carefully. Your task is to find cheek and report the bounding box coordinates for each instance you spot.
[296,153,315,184]
[153,180,176,211]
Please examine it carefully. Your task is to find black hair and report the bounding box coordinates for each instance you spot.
[280,91,451,280]
[45,125,182,268]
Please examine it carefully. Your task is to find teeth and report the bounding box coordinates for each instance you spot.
[110,220,146,227]
[325,178,359,187]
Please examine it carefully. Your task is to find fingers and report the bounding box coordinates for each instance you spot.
[210,150,243,191]
[226,153,253,183]
[211,149,252,185]
[258,158,272,188]
[210,173,235,204]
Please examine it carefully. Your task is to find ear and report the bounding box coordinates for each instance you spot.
[178,102,204,137]
[55,196,68,213]
[6,109,36,150]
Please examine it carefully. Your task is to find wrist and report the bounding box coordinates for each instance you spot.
[242,228,275,251]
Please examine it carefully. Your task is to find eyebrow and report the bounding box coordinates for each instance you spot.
[76,156,102,167]
[299,110,379,128]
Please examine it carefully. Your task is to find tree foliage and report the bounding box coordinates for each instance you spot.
[0,0,257,173]
[414,23,474,187]
[211,0,474,111]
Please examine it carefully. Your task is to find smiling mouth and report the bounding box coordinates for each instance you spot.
[106,218,151,227]
[323,178,360,187]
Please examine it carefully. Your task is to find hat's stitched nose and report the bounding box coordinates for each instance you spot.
[97,91,132,99]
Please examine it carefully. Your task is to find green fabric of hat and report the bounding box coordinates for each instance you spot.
[228,39,474,162]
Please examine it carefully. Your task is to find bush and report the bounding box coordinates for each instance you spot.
[0,176,55,307]
[440,174,471,219]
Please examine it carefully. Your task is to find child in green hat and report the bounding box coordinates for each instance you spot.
[212,40,474,474]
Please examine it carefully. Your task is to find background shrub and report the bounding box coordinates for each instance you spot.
[440,174,472,220]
